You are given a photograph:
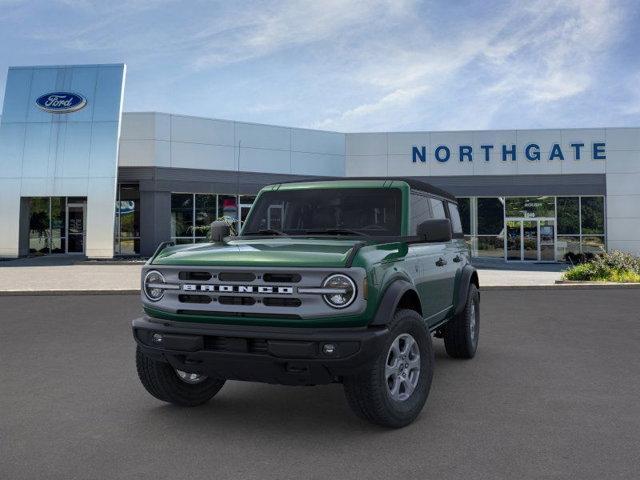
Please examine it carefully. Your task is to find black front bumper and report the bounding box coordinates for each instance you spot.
[132,317,390,386]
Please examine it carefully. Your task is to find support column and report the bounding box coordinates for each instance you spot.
[139,189,172,257]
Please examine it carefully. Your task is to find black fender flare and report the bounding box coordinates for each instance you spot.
[454,265,480,316]
[369,279,421,326]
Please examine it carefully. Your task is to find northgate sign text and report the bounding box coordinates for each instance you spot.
[412,142,606,163]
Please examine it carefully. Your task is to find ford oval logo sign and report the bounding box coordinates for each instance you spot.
[35,92,87,114]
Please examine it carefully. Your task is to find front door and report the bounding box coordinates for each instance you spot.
[66,203,86,254]
[505,219,555,261]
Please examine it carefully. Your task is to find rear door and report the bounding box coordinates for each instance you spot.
[428,197,457,315]
[408,193,450,325]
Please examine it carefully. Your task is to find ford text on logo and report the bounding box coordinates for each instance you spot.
[35,92,87,114]
[412,142,606,163]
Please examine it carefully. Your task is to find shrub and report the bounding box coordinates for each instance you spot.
[563,250,640,282]
[563,252,595,265]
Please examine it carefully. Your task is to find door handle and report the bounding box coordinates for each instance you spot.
[435,257,447,267]
[453,255,462,263]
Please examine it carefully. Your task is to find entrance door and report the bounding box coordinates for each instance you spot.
[66,203,86,254]
[504,219,555,261]
[539,220,555,261]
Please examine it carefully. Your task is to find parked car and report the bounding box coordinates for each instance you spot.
[132,178,480,427]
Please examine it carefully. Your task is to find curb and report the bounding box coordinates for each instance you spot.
[2,283,640,296]
[483,283,640,290]
[0,289,140,296]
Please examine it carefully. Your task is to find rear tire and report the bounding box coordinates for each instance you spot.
[443,283,480,359]
[343,309,434,428]
[136,346,226,406]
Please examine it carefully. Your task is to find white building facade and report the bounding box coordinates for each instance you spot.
[1,64,639,260]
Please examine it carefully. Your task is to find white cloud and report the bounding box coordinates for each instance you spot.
[314,0,625,130]
[2,0,631,130]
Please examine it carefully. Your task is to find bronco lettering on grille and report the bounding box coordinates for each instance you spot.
[182,284,294,294]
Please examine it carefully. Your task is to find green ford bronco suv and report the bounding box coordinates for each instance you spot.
[132,178,480,427]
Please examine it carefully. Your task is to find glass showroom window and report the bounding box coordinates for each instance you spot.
[556,196,606,258]
[580,197,605,254]
[194,194,217,242]
[171,193,256,243]
[476,197,505,258]
[28,197,67,255]
[457,198,472,251]
[505,196,555,218]
[114,184,140,255]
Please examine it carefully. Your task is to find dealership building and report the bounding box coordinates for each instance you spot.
[1,63,639,261]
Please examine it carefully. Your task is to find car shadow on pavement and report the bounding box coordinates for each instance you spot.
[132,342,459,436]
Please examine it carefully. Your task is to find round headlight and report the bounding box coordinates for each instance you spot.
[144,270,166,302]
[322,274,356,309]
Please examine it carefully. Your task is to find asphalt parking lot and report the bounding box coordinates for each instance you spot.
[2,289,639,480]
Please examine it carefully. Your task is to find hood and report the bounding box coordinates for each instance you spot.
[151,238,361,268]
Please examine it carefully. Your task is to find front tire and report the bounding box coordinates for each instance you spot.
[343,309,434,428]
[136,346,226,406]
[443,283,480,359]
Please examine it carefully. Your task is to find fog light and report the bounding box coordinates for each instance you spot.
[152,333,163,344]
[322,343,336,355]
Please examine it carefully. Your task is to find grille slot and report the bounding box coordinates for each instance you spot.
[202,336,269,355]
[219,296,256,306]
[263,273,301,283]
[263,297,302,307]
[218,272,256,282]
[203,336,228,350]
[178,294,213,304]
[178,271,212,281]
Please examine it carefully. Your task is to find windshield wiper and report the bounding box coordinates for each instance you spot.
[302,228,370,237]
[244,229,289,237]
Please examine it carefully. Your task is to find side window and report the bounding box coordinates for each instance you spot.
[448,202,463,234]
[410,193,432,234]
[429,198,446,219]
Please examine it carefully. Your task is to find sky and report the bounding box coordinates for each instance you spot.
[0,0,639,132]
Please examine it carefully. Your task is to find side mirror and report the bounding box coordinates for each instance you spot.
[209,221,231,243]
[417,218,452,243]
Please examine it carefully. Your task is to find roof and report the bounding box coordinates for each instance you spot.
[271,177,456,201]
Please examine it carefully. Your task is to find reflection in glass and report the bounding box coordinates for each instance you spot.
[557,236,581,259]
[458,198,471,234]
[581,197,605,234]
[171,194,194,238]
[51,197,66,239]
[522,221,538,260]
[582,236,606,254]
[477,198,504,235]
[240,196,256,225]
[476,235,504,258]
[218,195,238,222]
[29,197,50,254]
[195,194,216,238]
[114,184,140,255]
[557,197,579,234]
[506,221,522,260]
[506,197,555,218]
[539,220,555,261]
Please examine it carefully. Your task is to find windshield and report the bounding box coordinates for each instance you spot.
[242,188,403,236]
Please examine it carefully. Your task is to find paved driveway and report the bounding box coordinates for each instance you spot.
[1,289,639,480]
